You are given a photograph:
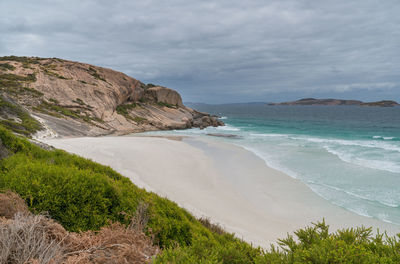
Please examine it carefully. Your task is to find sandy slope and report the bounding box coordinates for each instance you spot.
[42,135,399,247]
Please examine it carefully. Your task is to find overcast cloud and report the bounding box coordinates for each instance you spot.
[1,0,399,103]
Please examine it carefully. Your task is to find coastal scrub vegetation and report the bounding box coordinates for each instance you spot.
[116,102,137,115]
[0,70,43,99]
[87,66,107,82]
[116,103,148,123]
[157,101,177,108]
[0,63,16,71]
[0,192,158,263]
[0,96,42,136]
[1,125,400,263]
[0,56,42,69]
[33,100,104,125]
[42,67,68,80]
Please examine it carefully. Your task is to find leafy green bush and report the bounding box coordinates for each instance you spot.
[116,103,137,115]
[0,56,42,65]
[157,101,176,108]
[87,66,106,82]
[0,73,36,82]
[0,63,16,71]
[43,68,68,79]
[0,72,38,98]
[254,220,400,264]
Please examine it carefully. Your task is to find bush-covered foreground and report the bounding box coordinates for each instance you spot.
[0,191,159,263]
[1,125,400,263]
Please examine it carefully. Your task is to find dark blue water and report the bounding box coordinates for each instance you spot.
[154,104,400,224]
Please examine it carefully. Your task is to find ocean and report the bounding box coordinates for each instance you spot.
[145,104,400,225]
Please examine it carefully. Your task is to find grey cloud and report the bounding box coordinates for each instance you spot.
[0,0,399,103]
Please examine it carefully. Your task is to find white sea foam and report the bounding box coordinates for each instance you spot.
[373,135,396,140]
[346,207,372,218]
[250,133,289,138]
[307,183,376,218]
[216,125,240,131]
[324,146,400,173]
[220,116,228,120]
[290,136,400,153]
[377,213,393,224]
[384,137,395,140]
[311,182,400,208]
[238,145,300,179]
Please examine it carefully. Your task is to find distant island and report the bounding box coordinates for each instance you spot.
[269,98,399,107]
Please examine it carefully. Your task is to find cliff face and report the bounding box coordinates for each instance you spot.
[0,56,223,137]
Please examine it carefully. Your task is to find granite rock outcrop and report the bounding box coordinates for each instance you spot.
[0,56,223,137]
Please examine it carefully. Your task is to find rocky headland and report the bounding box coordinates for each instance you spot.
[0,56,223,137]
[269,98,399,107]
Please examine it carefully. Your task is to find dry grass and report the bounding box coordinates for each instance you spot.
[0,190,30,218]
[63,222,158,264]
[0,213,64,264]
[0,192,159,264]
[129,201,150,232]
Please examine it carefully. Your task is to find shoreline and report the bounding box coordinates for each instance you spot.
[42,135,399,247]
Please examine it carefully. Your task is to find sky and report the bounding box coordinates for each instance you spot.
[1,0,399,103]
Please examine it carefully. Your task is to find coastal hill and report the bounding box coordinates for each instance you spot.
[269,98,399,107]
[0,56,223,137]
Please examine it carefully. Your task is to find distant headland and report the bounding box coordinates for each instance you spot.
[269,98,399,107]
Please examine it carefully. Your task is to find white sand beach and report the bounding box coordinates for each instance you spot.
[42,135,399,247]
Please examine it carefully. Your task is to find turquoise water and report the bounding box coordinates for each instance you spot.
[148,104,400,225]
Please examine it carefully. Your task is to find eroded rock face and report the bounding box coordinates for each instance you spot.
[0,56,223,136]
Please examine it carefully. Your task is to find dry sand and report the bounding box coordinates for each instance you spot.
[42,135,399,247]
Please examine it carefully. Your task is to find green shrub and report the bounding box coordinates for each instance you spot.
[0,156,120,231]
[0,63,16,71]
[116,103,147,123]
[87,66,106,82]
[33,101,100,124]
[157,101,176,108]
[22,87,43,97]
[116,103,137,115]
[133,116,147,123]
[43,68,68,79]
[254,220,400,264]
[0,73,36,82]
[0,56,42,65]
[73,98,84,105]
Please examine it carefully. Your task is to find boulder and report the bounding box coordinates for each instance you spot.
[144,87,183,106]
[192,115,225,129]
